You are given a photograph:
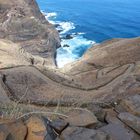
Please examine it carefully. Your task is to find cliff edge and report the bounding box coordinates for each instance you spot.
[0,0,60,67]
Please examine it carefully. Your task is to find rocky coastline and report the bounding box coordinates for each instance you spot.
[0,0,140,140]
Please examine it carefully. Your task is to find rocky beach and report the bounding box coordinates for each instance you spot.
[0,0,140,139]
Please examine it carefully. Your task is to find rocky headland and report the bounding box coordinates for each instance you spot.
[0,0,60,67]
[0,0,140,140]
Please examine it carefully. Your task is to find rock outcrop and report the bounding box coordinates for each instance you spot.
[0,0,60,67]
[0,104,140,140]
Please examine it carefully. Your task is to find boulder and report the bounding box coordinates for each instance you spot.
[100,123,136,140]
[104,109,122,125]
[65,109,98,127]
[119,95,140,116]
[63,44,70,47]
[94,109,106,123]
[50,118,69,134]
[0,120,27,140]
[57,126,110,140]
[118,112,140,135]
[0,131,7,140]
[65,34,73,39]
[42,117,59,140]
[26,116,47,140]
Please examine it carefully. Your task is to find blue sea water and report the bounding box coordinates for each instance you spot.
[36,0,140,67]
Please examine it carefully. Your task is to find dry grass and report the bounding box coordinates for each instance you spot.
[0,101,70,120]
[0,84,105,120]
[0,87,69,120]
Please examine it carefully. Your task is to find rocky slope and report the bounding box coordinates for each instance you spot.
[0,0,60,67]
[0,0,140,139]
[1,37,139,106]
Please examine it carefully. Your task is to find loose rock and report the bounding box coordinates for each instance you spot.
[105,109,122,125]
[65,109,98,127]
[100,123,135,140]
[57,126,110,140]
[0,120,27,140]
[50,118,69,134]
[26,116,47,140]
[119,95,140,116]
[118,112,140,135]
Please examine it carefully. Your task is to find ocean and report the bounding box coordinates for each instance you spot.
[36,0,140,67]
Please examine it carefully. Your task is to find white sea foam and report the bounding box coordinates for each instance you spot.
[43,11,75,34]
[61,36,95,49]
[57,22,75,34]
[45,12,57,19]
[56,35,96,68]
[56,48,77,68]
[75,32,85,35]
[42,11,96,68]
[42,11,57,24]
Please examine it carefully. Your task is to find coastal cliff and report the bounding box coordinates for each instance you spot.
[0,0,140,140]
[0,0,60,67]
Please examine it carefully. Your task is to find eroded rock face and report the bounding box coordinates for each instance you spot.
[0,0,60,67]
